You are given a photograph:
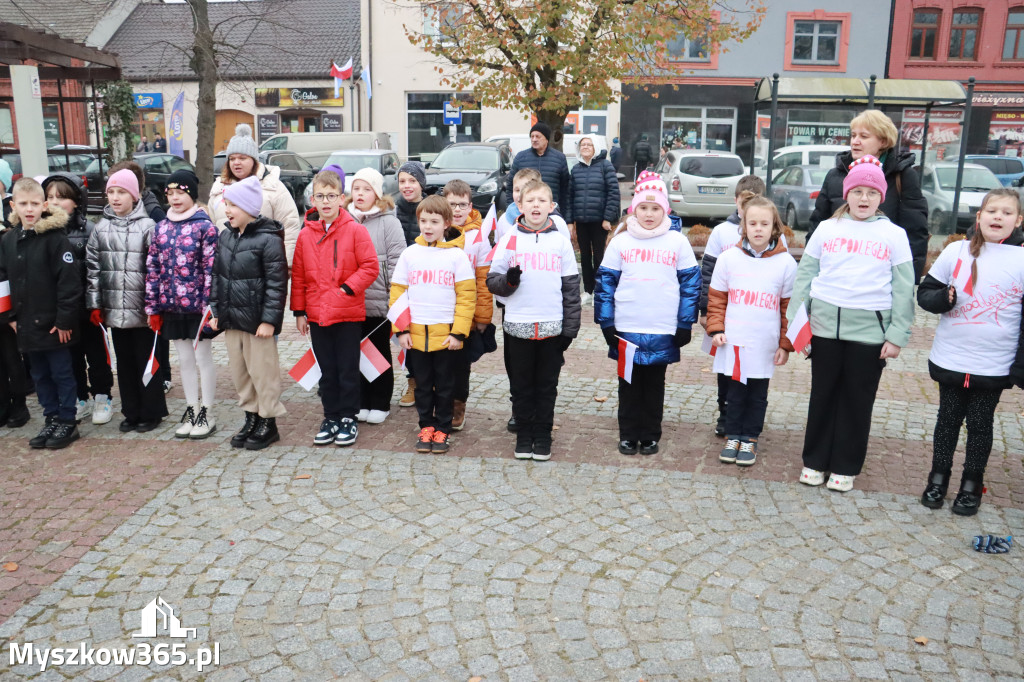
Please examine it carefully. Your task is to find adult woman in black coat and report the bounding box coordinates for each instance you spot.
[808,110,930,281]
[566,136,620,300]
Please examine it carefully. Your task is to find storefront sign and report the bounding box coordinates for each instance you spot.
[785,124,849,146]
[322,114,343,131]
[134,93,163,109]
[257,114,279,144]
[900,108,961,162]
[254,88,344,108]
[988,111,1024,154]
[973,93,1024,108]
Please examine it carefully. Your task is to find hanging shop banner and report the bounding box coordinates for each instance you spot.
[134,93,163,109]
[900,108,962,162]
[254,87,344,108]
[168,92,185,158]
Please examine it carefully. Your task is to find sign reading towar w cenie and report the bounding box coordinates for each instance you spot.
[255,88,344,107]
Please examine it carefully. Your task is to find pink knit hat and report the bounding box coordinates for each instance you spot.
[106,168,139,200]
[631,170,670,214]
[843,155,887,201]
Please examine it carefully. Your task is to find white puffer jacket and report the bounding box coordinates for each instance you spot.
[208,162,301,265]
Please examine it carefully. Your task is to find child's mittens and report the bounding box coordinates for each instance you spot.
[601,326,618,348]
[673,327,691,347]
[89,310,103,327]
[148,314,163,332]
[505,265,522,287]
[558,336,573,351]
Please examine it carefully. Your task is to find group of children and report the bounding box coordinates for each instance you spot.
[2,142,1022,516]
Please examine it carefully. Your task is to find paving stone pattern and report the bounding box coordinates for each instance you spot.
[0,303,1022,680]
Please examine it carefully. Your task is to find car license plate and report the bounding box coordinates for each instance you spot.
[698,185,726,195]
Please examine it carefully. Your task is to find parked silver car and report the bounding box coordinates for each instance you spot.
[653,150,746,220]
[919,162,1002,234]
[770,165,831,229]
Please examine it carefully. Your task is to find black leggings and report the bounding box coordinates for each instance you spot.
[931,384,1003,476]
[576,220,607,295]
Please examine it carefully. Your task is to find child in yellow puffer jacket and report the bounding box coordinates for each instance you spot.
[390,195,476,454]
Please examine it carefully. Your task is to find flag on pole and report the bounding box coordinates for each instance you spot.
[616,337,638,384]
[359,337,392,382]
[390,333,407,370]
[387,292,412,331]
[0,280,10,313]
[485,233,517,264]
[730,345,749,385]
[142,332,160,387]
[289,347,322,391]
[785,302,812,353]
[331,58,353,99]
[193,306,212,350]
[476,204,497,245]
[99,323,113,366]
[360,64,372,100]
[701,333,717,356]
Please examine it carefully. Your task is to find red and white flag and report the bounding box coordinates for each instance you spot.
[387,292,412,331]
[99,323,113,366]
[476,204,497,245]
[192,305,212,350]
[730,345,749,385]
[390,333,407,370]
[0,280,10,313]
[785,302,812,353]
[701,333,717,356]
[617,337,638,384]
[142,332,160,387]
[289,347,321,391]
[359,337,391,382]
[952,240,975,297]
[485,233,516,264]
[331,58,353,80]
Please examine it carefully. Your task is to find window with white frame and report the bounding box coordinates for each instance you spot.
[660,107,736,153]
[665,32,710,62]
[792,20,840,65]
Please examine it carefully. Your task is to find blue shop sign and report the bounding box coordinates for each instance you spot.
[134,93,164,109]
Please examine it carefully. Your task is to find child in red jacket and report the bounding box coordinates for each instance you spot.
[291,170,378,447]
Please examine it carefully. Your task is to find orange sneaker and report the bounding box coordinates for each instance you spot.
[431,429,450,454]
[416,427,435,452]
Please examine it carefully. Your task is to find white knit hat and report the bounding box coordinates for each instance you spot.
[225,123,259,160]
[351,167,384,199]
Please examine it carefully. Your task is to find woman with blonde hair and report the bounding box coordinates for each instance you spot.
[808,110,929,280]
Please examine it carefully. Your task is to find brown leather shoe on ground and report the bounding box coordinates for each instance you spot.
[399,378,416,407]
[452,400,466,431]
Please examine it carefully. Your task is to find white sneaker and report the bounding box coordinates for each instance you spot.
[826,474,855,492]
[75,399,92,421]
[799,467,825,486]
[92,395,113,425]
[366,410,389,424]
[175,405,197,438]
[189,406,216,439]
[356,409,369,422]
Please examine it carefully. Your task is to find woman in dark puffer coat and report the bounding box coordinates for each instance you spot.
[566,137,620,298]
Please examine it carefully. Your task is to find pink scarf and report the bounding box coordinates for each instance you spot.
[624,214,671,240]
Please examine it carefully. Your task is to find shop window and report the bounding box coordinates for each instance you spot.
[948,9,981,60]
[406,93,481,163]
[910,9,940,60]
[660,106,736,153]
[1003,8,1024,61]
[784,12,850,72]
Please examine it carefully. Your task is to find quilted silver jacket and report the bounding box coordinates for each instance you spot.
[86,200,156,329]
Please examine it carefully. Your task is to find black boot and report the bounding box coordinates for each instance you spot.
[514,422,533,460]
[245,417,280,450]
[920,470,951,509]
[230,411,258,448]
[45,420,80,449]
[532,424,552,461]
[29,416,56,448]
[7,393,30,428]
[951,473,984,516]
[714,413,727,438]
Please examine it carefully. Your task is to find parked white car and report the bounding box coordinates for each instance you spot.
[919,162,1003,234]
[764,144,848,180]
[653,150,746,219]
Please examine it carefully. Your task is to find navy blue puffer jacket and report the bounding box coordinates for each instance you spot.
[505,146,570,210]
[566,150,620,224]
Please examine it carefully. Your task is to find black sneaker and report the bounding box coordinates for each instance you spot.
[735,440,756,466]
[618,440,639,455]
[29,417,56,448]
[431,430,450,454]
[639,440,659,456]
[135,419,162,433]
[714,414,727,438]
[45,421,80,449]
[719,438,740,463]
[507,416,518,433]
[334,418,358,447]
[514,431,533,459]
[119,418,138,433]
[313,418,341,446]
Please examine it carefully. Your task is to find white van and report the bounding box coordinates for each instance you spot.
[260,132,392,169]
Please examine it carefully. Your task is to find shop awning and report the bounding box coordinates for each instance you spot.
[274,108,326,117]
[754,77,967,106]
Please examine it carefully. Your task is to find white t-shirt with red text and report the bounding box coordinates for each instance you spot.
[928,241,1024,377]
[805,216,913,310]
[710,247,797,378]
[391,243,474,325]
[601,230,698,335]
[705,218,787,260]
[489,227,578,323]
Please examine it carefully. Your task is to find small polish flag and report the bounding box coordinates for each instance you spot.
[99,324,113,366]
[289,347,321,391]
[359,338,392,382]
[785,302,812,353]
[617,336,638,384]
[390,333,407,370]
[730,345,749,385]
[387,292,412,331]
[701,333,717,356]
[193,305,212,350]
[476,204,497,245]
[331,58,353,80]
[953,240,975,297]
[485,233,516,264]
[0,280,10,313]
[142,332,160,387]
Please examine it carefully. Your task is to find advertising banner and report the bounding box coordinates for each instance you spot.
[168,92,185,158]
[254,88,344,108]
[988,110,1024,156]
[900,108,962,163]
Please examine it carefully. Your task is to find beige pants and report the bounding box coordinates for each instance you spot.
[224,330,287,418]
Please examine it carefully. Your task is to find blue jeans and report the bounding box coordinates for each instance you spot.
[26,348,77,422]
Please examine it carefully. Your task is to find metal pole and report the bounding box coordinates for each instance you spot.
[765,73,780,194]
[90,79,104,179]
[56,78,70,170]
[948,77,975,234]
[920,103,931,167]
[349,84,354,132]
[749,81,758,175]
[868,74,876,109]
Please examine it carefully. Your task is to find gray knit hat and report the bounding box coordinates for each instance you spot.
[225,123,259,160]
[398,160,426,190]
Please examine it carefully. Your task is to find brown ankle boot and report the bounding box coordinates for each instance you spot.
[399,378,416,407]
[452,400,466,431]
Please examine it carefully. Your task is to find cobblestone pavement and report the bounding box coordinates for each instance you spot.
[1,303,1023,680]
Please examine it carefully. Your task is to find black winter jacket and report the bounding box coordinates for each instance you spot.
[917,228,1024,389]
[142,189,166,223]
[632,139,653,167]
[0,206,82,352]
[566,150,620,224]
[698,211,740,315]
[43,172,94,288]
[395,195,421,246]
[210,216,288,335]
[808,150,929,280]
[504,146,570,210]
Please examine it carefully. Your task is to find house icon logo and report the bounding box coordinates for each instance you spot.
[132,597,197,639]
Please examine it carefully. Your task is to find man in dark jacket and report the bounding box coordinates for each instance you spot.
[808,150,930,280]
[504,122,570,210]
[631,134,653,180]
[153,133,167,154]
[609,137,623,172]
